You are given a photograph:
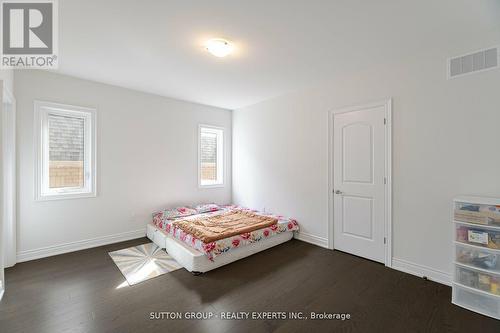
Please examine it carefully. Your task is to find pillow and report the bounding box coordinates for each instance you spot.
[195,203,221,213]
[164,206,197,219]
[153,206,197,223]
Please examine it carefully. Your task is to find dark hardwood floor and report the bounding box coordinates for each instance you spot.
[0,238,498,333]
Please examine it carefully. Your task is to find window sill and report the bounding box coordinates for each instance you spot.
[199,184,225,189]
[35,191,97,201]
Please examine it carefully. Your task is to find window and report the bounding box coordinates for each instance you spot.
[199,125,224,187]
[35,101,96,200]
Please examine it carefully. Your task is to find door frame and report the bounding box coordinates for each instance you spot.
[2,84,16,268]
[1,81,16,300]
[328,99,392,267]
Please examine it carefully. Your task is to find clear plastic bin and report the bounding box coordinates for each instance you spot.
[456,224,500,250]
[456,243,500,273]
[452,284,500,319]
[455,202,500,227]
[455,266,500,296]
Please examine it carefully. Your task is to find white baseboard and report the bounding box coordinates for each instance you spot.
[17,229,146,263]
[294,231,329,249]
[392,257,452,286]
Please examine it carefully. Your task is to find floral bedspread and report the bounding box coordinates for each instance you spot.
[152,205,299,261]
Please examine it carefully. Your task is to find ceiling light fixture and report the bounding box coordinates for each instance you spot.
[205,38,234,57]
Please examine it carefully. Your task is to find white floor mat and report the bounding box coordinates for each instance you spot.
[109,243,182,285]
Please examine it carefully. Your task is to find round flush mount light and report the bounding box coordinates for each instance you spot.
[205,38,234,57]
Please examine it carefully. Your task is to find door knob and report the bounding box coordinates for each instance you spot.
[335,190,343,195]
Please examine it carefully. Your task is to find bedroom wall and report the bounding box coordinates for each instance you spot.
[15,70,232,260]
[232,31,500,282]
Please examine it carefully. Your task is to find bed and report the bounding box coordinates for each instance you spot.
[146,205,299,274]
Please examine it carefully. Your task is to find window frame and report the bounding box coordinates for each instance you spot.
[34,101,97,201]
[198,124,225,188]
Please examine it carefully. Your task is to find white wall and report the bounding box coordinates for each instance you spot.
[233,33,500,280]
[15,70,232,259]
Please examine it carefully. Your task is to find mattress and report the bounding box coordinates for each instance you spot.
[153,206,299,261]
[147,223,294,272]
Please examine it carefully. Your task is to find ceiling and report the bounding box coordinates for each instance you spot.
[56,0,500,109]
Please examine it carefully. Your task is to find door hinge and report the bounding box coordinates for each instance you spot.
[384,237,386,244]
[384,177,387,184]
[384,118,387,125]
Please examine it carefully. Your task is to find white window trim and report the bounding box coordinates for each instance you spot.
[34,101,97,201]
[198,124,225,188]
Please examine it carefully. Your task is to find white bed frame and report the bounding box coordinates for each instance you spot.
[146,223,294,274]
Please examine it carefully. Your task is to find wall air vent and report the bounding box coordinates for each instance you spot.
[448,47,498,79]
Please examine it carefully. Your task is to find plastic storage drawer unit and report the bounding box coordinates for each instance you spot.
[453,196,500,320]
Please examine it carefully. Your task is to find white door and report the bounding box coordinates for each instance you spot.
[333,104,388,263]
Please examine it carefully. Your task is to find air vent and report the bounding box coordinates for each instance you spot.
[448,47,498,79]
